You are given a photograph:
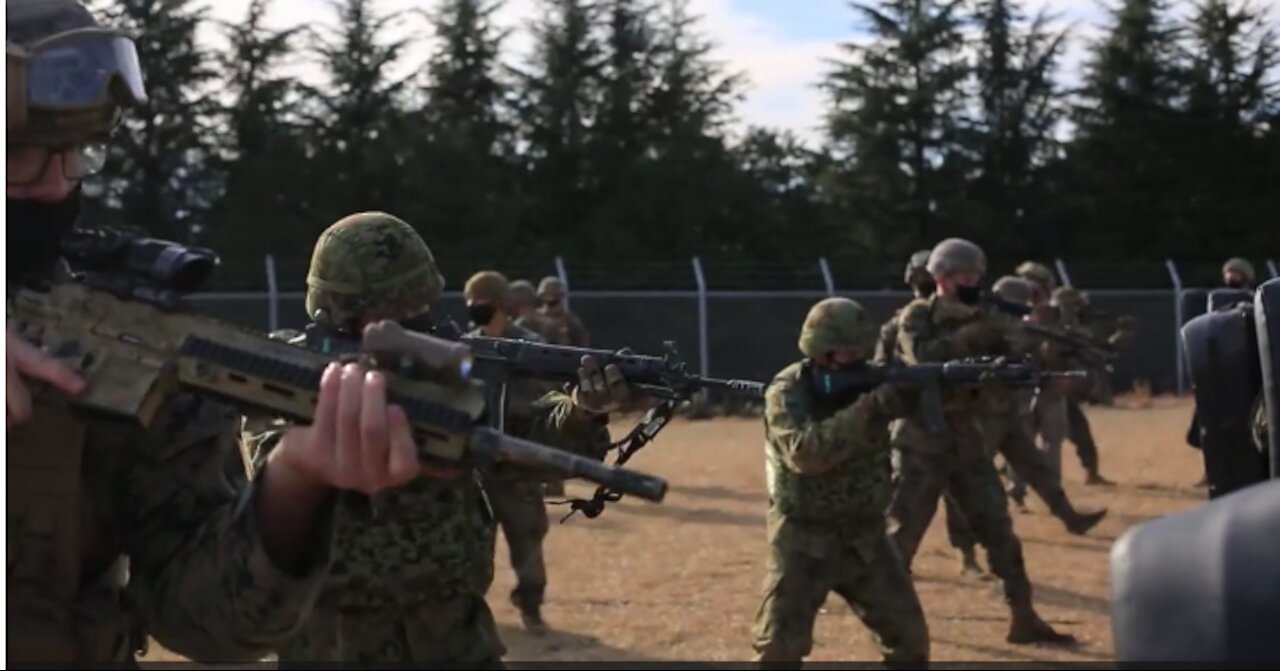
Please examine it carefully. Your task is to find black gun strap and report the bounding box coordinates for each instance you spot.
[555,399,680,522]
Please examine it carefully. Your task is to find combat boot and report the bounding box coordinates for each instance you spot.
[511,591,548,636]
[1007,603,1077,645]
[1007,486,1029,512]
[956,546,990,580]
[1084,470,1114,486]
[1065,508,1107,535]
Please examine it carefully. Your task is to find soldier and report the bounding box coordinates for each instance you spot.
[890,239,1074,644]
[1222,257,1256,291]
[944,277,1106,573]
[1052,288,1115,485]
[753,297,929,664]
[242,213,627,663]
[508,278,557,342]
[465,271,605,634]
[1016,261,1057,305]
[6,0,419,662]
[537,275,590,346]
[875,249,934,364]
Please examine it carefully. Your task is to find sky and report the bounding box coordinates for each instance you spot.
[204,0,1280,145]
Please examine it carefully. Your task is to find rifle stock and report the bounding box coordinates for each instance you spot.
[8,280,668,503]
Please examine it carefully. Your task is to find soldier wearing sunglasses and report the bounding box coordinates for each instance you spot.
[7,0,434,662]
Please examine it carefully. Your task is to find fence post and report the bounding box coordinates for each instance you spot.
[692,256,710,378]
[1268,259,1278,279]
[554,255,570,311]
[264,254,279,333]
[818,257,835,296]
[1166,259,1185,396]
[1054,259,1073,288]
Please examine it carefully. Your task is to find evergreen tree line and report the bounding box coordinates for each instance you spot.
[85,0,1279,290]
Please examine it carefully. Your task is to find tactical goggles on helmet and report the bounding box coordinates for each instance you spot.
[7,29,148,131]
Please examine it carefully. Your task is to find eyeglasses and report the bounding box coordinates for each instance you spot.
[8,29,148,129]
[7,142,108,185]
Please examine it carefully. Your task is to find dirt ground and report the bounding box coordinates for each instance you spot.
[146,395,1206,664]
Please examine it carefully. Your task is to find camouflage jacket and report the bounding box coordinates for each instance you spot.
[874,306,906,365]
[241,325,610,608]
[513,312,559,344]
[8,269,333,663]
[537,307,590,346]
[894,295,1020,448]
[763,361,898,552]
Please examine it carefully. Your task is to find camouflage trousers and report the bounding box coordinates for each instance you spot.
[946,413,1085,551]
[751,511,929,664]
[275,593,505,664]
[1009,391,1067,497]
[1067,397,1101,476]
[889,419,1034,608]
[486,478,550,613]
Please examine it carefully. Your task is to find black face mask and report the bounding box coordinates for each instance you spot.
[914,280,936,298]
[544,298,562,309]
[7,187,82,282]
[468,303,497,327]
[1225,278,1247,290]
[956,284,983,306]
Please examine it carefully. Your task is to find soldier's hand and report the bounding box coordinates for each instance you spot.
[572,355,631,414]
[7,330,86,429]
[272,363,456,495]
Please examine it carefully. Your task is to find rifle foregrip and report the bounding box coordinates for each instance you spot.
[472,428,668,502]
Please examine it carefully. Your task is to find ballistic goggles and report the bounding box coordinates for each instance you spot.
[8,28,147,131]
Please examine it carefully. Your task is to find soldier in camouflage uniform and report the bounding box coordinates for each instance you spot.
[874,250,934,364]
[753,297,929,664]
[7,1,422,662]
[890,239,1075,645]
[508,279,558,342]
[1222,257,1256,291]
[1051,287,1116,485]
[465,271,616,634]
[537,276,590,346]
[242,213,625,663]
[944,278,1106,571]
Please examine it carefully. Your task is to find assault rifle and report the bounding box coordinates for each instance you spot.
[306,320,766,520]
[981,291,1119,366]
[7,229,667,503]
[821,356,1089,432]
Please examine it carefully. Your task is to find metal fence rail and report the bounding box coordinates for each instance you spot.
[190,256,1279,395]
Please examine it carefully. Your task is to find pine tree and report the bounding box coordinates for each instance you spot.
[515,0,606,254]
[968,0,1069,255]
[306,0,413,216]
[408,0,521,264]
[821,0,971,255]
[1063,0,1188,257]
[203,0,313,288]
[88,0,219,243]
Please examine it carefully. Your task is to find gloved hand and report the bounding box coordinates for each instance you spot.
[571,355,631,414]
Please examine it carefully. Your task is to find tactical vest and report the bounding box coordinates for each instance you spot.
[8,402,146,662]
[290,325,498,608]
[764,364,892,528]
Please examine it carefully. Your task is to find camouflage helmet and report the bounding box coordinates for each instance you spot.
[1016,261,1057,292]
[538,275,566,298]
[305,212,445,330]
[464,270,509,305]
[1051,287,1087,312]
[798,297,877,357]
[992,275,1033,305]
[927,238,987,277]
[1222,257,1255,284]
[905,249,932,285]
[508,279,537,306]
[7,0,147,146]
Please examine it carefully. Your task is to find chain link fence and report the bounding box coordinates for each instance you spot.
[187,254,1279,395]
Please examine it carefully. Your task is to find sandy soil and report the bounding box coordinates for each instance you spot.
[146,396,1205,663]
